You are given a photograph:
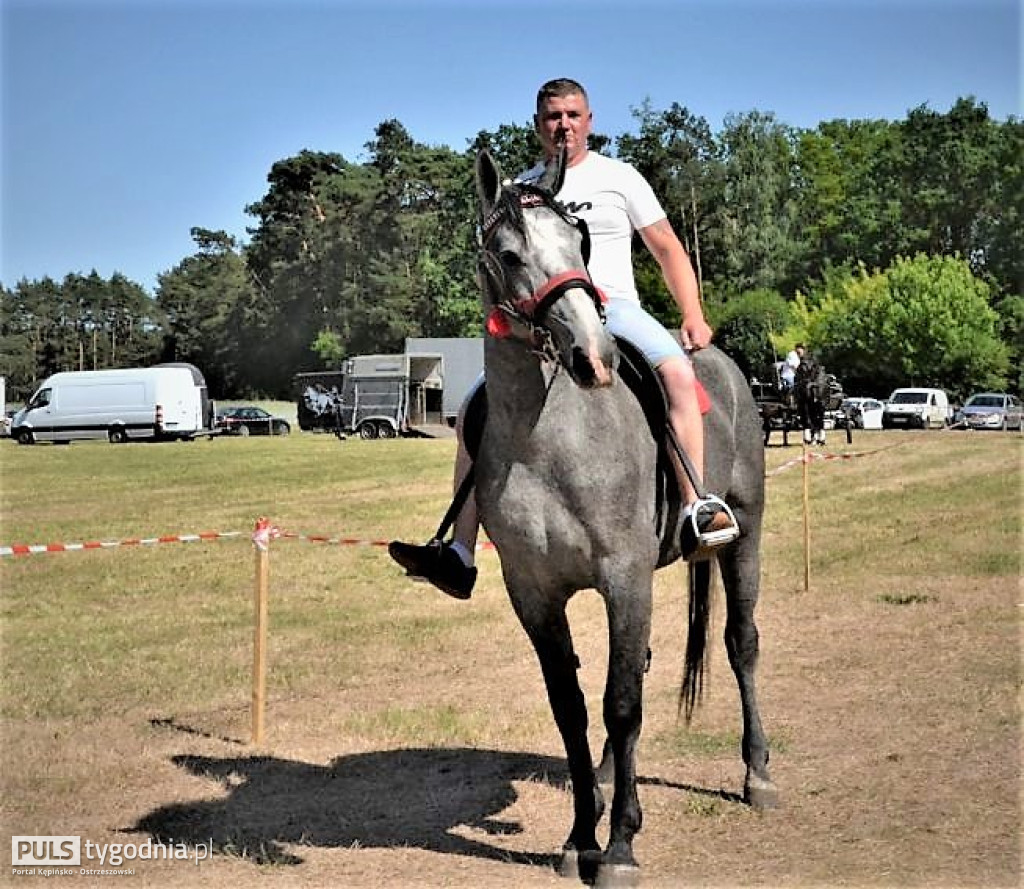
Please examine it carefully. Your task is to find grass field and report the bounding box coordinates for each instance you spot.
[0,426,1020,887]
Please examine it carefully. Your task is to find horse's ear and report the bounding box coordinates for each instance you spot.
[536,145,567,195]
[475,150,503,214]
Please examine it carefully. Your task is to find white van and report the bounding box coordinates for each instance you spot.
[882,387,950,430]
[10,363,214,445]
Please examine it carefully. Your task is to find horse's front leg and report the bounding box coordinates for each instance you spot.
[598,576,653,886]
[515,597,604,875]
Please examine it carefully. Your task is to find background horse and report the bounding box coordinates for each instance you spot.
[794,355,830,445]
[472,148,777,887]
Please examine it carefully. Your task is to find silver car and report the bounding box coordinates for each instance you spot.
[959,392,1023,431]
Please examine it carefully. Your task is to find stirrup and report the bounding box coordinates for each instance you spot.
[685,495,740,560]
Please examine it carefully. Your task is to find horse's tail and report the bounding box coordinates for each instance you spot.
[679,560,713,723]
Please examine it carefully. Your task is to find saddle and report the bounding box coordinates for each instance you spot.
[460,337,705,565]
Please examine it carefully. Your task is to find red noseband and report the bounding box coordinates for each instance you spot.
[487,271,607,339]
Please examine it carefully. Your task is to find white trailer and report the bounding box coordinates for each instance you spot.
[10,363,214,445]
[295,353,444,439]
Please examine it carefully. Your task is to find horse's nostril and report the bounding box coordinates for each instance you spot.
[571,348,597,385]
[570,347,613,387]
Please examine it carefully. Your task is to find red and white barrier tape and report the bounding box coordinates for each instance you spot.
[5,445,906,557]
[765,441,905,477]
[280,529,389,548]
[276,529,495,551]
[2,524,496,557]
[0,530,243,557]
[766,450,837,477]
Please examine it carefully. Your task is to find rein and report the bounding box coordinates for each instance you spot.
[479,184,605,351]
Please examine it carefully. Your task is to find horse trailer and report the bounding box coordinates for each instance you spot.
[294,352,445,439]
[404,337,484,425]
[10,363,215,445]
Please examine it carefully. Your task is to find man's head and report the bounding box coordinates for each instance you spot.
[534,78,592,167]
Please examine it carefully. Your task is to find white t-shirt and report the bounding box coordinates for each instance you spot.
[781,349,801,384]
[519,152,667,303]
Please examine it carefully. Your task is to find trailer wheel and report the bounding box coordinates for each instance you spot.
[378,423,397,439]
[358,421,379,440]
[16,429,34,446]
[108,427,129,444]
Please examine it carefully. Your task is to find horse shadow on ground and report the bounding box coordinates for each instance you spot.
[129,747,742,870]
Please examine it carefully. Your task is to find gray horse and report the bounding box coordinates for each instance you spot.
[472,148,777,886]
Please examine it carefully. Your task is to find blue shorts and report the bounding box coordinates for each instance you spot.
[605,297,686,368]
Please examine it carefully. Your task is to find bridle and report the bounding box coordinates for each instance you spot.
[478,182,606,351]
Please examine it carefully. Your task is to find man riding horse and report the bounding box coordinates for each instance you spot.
[390,77,738,598]
[383,79,777,885]
[794,351,830,445]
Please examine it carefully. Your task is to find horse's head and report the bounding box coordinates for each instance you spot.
[475,149,616,388]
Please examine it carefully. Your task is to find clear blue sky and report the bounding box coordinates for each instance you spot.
[2,0,1019,294]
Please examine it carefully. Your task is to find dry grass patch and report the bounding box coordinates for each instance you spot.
[1,430,1020,886]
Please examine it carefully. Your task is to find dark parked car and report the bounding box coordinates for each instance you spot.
[215,406,291,436]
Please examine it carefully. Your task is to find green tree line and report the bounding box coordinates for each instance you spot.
[2,97,1019,403]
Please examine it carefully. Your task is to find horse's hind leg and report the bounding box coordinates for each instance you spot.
[516,602,604,875]
[718,535,779,810]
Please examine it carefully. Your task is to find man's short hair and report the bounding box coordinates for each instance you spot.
[536,78,588,114]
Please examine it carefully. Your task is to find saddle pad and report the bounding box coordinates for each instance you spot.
[696,378,711,414]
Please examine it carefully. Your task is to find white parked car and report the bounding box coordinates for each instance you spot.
[882,387,950,430]
[839,397,885,430]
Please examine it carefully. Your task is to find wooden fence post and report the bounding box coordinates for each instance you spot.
[802,444,811,592]
[251,517,272,746]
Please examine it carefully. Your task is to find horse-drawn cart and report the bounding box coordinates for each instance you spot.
[750,371,846,446]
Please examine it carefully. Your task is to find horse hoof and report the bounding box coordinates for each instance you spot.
[745,774,780,811]
[558,847,601,881]
[596,862,641,888]
[557,847,580,880]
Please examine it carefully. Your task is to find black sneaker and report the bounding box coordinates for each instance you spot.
[681,499,740,562]
[388,539,477,600]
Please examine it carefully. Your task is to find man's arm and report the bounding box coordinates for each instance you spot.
[639,218,712,350]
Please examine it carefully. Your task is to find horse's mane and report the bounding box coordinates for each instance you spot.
[486,184,527,235]
[484,180,566,242]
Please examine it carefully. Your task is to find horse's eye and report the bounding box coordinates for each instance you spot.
[499,250,523,268]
